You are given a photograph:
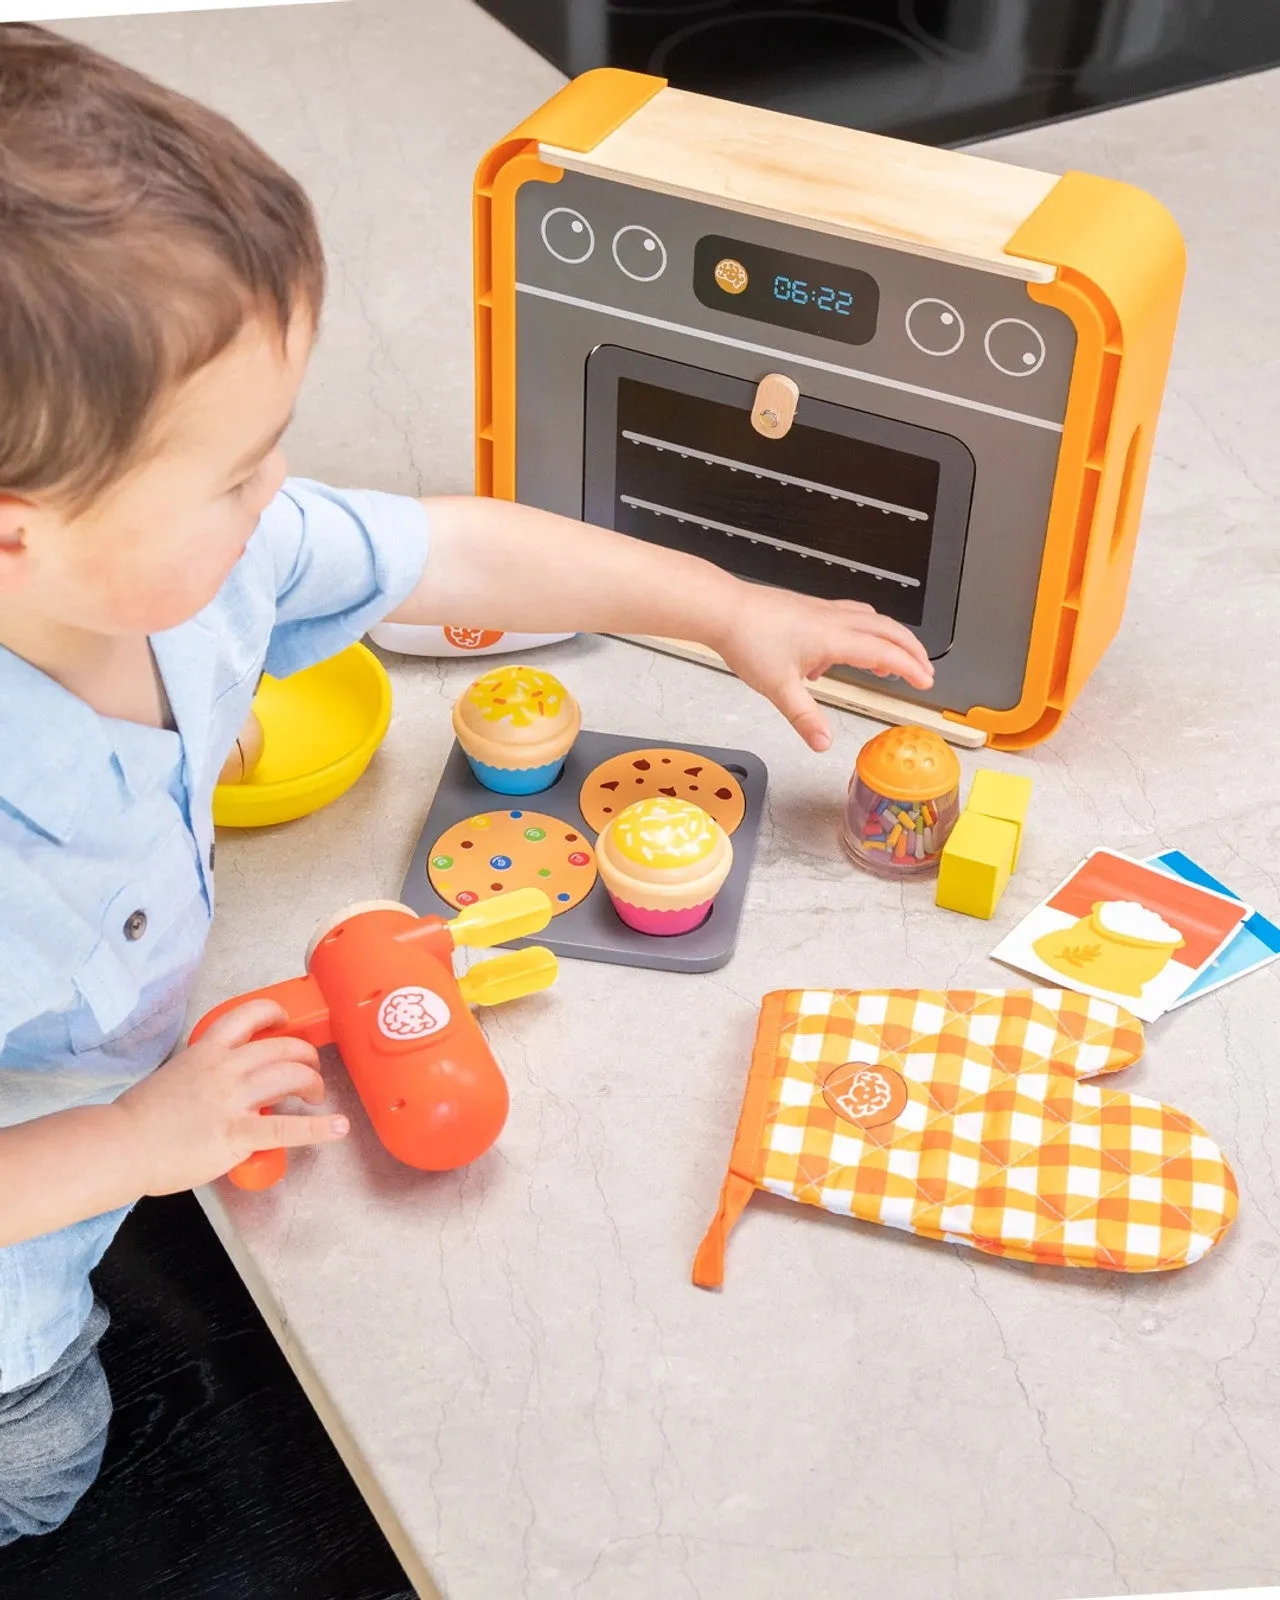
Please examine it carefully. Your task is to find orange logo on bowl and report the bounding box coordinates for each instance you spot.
[444,626,505,651]
[821,1060,907,1129]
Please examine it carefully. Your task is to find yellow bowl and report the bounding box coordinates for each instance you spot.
[213,643,392,828]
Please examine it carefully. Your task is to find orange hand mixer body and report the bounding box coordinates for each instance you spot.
[189,890,558,1189]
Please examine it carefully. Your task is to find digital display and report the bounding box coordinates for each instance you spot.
[694,234,879,346]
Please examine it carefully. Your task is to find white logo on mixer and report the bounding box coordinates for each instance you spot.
[377,986,451,1040]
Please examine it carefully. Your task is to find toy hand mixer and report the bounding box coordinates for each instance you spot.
[190,889,558,1189]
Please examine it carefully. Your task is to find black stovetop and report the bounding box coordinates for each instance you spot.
[475,0,1280,145]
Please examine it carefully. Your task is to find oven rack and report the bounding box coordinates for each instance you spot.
[620,429,928,522]
[618,495,920,588]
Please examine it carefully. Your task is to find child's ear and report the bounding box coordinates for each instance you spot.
[0,496,32,589]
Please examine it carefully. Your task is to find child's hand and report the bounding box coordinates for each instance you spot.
[714,587,935,752]
[115,998,349,1195]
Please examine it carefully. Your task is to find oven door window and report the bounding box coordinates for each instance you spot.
[582,346,975,659]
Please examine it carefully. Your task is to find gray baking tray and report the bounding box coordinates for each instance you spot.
[399,729,767,973]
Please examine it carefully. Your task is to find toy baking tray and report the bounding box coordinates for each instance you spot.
[400,729,767,972]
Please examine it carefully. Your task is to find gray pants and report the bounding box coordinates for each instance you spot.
[0,1300,111,1544]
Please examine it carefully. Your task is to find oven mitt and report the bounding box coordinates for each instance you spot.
[693,988,1237,1286]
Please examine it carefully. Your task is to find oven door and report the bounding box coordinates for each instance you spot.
[583,346,975,660]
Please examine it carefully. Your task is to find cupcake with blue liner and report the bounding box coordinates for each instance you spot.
[452,665,581,795]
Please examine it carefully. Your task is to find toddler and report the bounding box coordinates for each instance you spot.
[0,23,931,1540]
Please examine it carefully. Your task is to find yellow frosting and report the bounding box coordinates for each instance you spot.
[464,666,568,729]
[610,797,720,870]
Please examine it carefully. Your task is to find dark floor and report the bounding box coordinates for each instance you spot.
[0,1193,414,1600]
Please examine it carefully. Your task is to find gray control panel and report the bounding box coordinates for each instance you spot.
[512,169,1077,715]
[521,170,1074,425]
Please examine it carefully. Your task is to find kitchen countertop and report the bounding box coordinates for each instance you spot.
[63,5,1280,1596]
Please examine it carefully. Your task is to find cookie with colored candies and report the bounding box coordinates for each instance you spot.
[427,809,597,915]
[578,748,746,836]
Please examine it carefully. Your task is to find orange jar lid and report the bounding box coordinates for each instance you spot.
[855,725,961,802]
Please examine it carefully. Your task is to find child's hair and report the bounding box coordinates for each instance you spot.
[0,24,325,511]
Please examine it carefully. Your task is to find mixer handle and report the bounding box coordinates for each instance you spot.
[457,946,558,1007]
[416,887,554,951]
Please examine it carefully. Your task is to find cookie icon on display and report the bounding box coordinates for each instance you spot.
[427,809,597,915]
[578,748,746,837]
[713,257,749,295]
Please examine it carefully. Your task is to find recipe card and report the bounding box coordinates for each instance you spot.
[992,849,1251,1021]
[1146,850,1280,1008]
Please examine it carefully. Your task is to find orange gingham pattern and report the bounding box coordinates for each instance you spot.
[757,988,1237,1271]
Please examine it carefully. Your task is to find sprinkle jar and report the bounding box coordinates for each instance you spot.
[841,725,961,879]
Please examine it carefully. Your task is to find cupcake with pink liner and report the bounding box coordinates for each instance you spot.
[452,664,581,794]
[596,796,733,936]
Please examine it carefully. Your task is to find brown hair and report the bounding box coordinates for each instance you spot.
[0,24,325,511]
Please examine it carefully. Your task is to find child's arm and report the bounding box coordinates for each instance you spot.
[0,1001,347,1248]
[386,497,934,752]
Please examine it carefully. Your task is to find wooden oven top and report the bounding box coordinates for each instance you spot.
[540,87,1060,282]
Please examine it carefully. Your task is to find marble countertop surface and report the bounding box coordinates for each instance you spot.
[65,4,1280,1596]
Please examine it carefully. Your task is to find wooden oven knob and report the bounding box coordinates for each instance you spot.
[751,372,800,439]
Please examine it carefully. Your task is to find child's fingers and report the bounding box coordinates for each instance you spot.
[254,1110,350,1151]
[200,997,290,1048]
[231,1035,322,1077]
[833,605,932,666]
[834,634,934,689]
[773,678,833,751]
[241,1059,327,1109]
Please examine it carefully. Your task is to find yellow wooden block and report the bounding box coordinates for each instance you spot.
[965,769,1033,869]
[936,812,1018,919]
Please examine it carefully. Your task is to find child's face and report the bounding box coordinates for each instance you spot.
[3,311,313,637]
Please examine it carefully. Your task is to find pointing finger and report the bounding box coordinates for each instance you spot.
[774,677,833,751]
[254,1111,350,1151]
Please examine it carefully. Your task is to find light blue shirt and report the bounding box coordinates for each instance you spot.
[0,479,430,1390]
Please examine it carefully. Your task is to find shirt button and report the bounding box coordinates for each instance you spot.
[123,909,148,942]
[208,842,216,872]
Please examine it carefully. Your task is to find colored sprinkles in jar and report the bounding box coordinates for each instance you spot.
[861,795,946,863]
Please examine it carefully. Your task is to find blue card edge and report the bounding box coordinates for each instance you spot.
[1145,851,1280,1006]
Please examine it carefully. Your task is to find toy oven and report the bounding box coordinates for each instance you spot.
[475,74,1184,748]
